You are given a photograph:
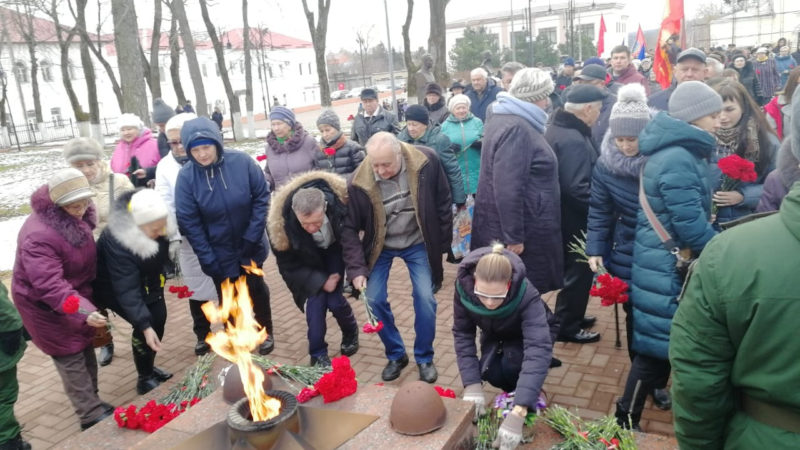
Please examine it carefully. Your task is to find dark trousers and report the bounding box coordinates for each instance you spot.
[482,340,523,393]
[214,272,273,334]
[306,250,357,358]
[189,300,212,342]
[0,367,21,443]
[555,251,595,337]
[117,300,167,377]
[617,354,671,423]
[51,346,107,426]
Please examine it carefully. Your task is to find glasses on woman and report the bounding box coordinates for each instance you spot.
[168,140,182,147]
[473,287,508,300]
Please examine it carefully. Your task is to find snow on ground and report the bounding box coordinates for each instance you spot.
[0,216,26,272]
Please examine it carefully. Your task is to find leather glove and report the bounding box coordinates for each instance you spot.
[462,384,486,422]
[169,240,181,264]
[492,411,524,450]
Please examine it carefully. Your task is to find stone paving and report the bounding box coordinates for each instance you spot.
[10,255,674,449]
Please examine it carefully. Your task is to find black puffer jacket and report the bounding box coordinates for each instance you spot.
[314,134,365,176]
[730,60,765,105]
[267,171,348,311]
[94,190,172,332]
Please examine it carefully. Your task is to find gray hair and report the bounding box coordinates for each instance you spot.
[564,101,603,113]
[366,131,401,155]
[470,67,489,80]
[291,188,326,216]
[706,58,724,77]
[501,61,525,76]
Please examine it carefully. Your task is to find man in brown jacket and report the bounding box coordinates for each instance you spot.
[341,132,452,383]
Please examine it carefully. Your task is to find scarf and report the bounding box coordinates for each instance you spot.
[456,280,527,319]
[492,92,548,133]
[715,117,760,163]
[323,131,345,148]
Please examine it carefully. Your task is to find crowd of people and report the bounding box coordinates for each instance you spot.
[3,34,800,450]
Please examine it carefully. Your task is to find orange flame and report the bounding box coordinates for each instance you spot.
[202,276,281,421]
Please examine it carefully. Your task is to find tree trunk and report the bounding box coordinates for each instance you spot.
[110,0,150,122]
[74,0,100,133]
[172,0,208,116]
[243,0,255,138]
[402,0,419,101]
[12,3,43,123]
[167,11,187,106]
[48,4,87,134]
[428,0,449,87]
[71,0,123,110]
[147,0,163,99]
[301,0,332,106]
[198,0,241,139]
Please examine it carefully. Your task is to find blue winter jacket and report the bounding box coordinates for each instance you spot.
[707,133,779,223]
[175,117,270,280]
[466,79,503,122]
[585,132,647,283]
[631,112,717,360]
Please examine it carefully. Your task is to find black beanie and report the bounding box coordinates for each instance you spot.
[405,105,429,124]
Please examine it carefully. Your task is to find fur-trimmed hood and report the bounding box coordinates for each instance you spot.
[106,189,177,259]
[597,130,647,179]
[30,184,96,248]
[267,170,348,252]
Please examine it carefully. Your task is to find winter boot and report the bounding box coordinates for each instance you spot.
[615,400,642,431]
[133,346,160,395]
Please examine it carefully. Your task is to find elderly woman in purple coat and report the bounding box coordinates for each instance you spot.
[264,106,319,189]
[11,169,113,431]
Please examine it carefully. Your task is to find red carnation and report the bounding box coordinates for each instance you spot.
[62,295,81,314]
[296,387,319,403]
[434,386,456,398]
[714,154,759,215]
[323,147,336,156]
[362,321,384,333]
[347,114,355,121]
[314,355,357,403]
[256,154,267,162]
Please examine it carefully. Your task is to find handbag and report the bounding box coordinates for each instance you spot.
[638,167,697,281]
[93,325,113,348]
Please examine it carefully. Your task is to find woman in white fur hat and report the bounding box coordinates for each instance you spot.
[110,113,161,187]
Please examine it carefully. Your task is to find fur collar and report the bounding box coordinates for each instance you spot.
[267,170,348,252]
[597,131,647,179]
[552,108,593,137]
[266,122,310,154]
[30,185,96,248]
[106,189,176,259]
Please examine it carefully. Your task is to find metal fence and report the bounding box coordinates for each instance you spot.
[1,117,120,148]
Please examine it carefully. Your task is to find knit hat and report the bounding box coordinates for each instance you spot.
[791,85,800,161]
[63,137,104,163]
[316,109,341,131]
[48,168,95,206]
[508,68,554,103]
[164,112,197,133]
[668,80,723,123]
[152,98,175,124]
[405,104,429,124]
[583,57,605,66]
[425,82,443,97]
[448,94,471,113]
[609,84,651,138]
[360,88,378,100]
[118,113,143,131]
[128,189,169,225]
[269,106,295,128]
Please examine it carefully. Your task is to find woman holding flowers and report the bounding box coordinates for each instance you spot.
[313,109,365,176]
[616,81,722,431]
[12,168,113,431]
[93,189,173,396]
[708,79,779,222]
[453,243,553,450]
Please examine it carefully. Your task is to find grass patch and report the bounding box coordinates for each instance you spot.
[0,203,31,219]
[0,163,22,173]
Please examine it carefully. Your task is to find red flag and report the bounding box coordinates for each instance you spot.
[597,14,607,57]
[653,0,684,89]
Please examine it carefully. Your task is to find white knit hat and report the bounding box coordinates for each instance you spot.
[48,168,95,206]
[448,94,471,113]
[609,84,651,138]
[128,189,169,225]
[118,113,144,131]
[508,68,554,103]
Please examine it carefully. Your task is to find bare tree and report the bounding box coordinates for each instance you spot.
[143,0,163,99]
[166,8,186,106]
[110,0,149,121]
[198,0,242,139]
[242,0,255,137]
[72,0,101,139]
[428,0,449,86]
[171,0,208,116]
[300,0,331,106]
[355,27,373,87]
[402,0,419,100]
[10,1,43,123]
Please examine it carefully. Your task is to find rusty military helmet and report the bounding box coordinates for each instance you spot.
[222,365,273,404]
[390,381,447,435]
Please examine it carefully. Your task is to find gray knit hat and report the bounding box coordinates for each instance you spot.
[316,109,341,131]
[63,137,104,163]
[152,98,175,124]
[609,84,651,138]
[791,85,800,161]
[668,81,723,123]
[509,68,554,103]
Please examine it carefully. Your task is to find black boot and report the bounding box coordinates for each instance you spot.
[133,346,160,395]
[0,433,31,450]
[615,400,642,431]
[98,342,114,367]
[189,300,212,356]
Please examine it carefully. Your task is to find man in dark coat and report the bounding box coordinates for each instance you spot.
[341,132,452,383]
[267,171,359,367]
[648,48,708,111]
[351,88,399,146]
[568,64,617,147]
[466,67,503,121]
[471,68,564,295]
[554,57,576,95]
[545,84,607,344]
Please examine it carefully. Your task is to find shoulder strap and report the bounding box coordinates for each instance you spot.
[638,165,680,253]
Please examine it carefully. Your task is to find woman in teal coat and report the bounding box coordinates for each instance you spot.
[616,81,721,430]
[440,94,484,197]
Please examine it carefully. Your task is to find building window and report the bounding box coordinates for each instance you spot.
[41,60,54,82]
[308,62,312,74]
[298,63,303,75]
[267,63,273,78]
[51,107,63,127]
[578,23,594,39]
[14,61,28,83]
[539,27,557,44]
[511,30,529,48]
[202,63,208,77]
[67,59,77,80]
[159,66,166,79]
[239,60,244,74]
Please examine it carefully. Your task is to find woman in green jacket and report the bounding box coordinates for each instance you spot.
[440,94,484,197]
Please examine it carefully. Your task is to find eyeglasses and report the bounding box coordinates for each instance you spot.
[168,140,182,147]
[473,287,508,300]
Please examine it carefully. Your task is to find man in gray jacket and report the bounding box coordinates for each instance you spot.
[351,88,399,146]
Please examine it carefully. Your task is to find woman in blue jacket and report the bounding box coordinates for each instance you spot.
[175,117,274,355]
[440,94,484,197]
[616,81,721,430]
[708,79,779,223]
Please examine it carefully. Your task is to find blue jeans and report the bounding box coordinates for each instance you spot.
[366,243,437,363]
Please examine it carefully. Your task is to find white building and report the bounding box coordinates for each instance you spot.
[445,1,629,65]
[707,0,800,49]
